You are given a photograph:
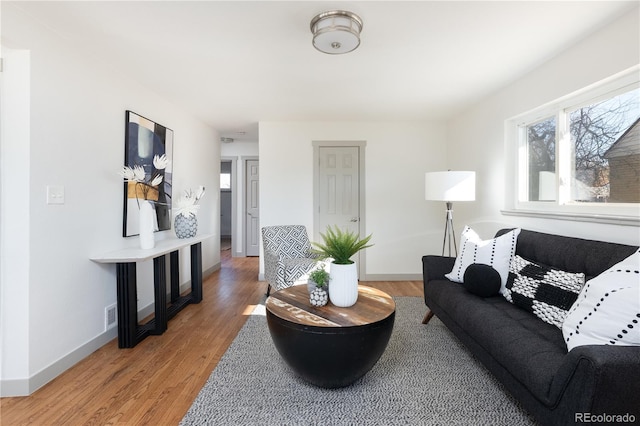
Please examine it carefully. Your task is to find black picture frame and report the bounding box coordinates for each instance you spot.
[122,110,174,237]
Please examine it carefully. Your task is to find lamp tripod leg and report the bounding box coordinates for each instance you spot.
[441,209,449,257]
[441,201,457,257]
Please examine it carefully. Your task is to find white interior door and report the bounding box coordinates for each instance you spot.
[245,159,260,256]
[318,146,361,263]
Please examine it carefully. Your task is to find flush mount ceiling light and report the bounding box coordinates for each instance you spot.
[310,10,363,55]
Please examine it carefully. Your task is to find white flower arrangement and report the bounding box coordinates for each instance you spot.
[119,154,170,202]
[175,186,205,218]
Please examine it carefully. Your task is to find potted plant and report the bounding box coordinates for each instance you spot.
[308,266,330,292]
[308,267,330,307]
[312,225,373,307]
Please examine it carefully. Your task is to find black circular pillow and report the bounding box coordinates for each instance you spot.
[463,263,501,297]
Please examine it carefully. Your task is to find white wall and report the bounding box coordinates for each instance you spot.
[220,140,259,157]
[259,121,447,279]
[1,5,220,395]
[0,47,31,395]
[447,7,640,245]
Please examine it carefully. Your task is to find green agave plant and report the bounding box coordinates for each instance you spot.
[312,225,373,265]
[308,267,330,288]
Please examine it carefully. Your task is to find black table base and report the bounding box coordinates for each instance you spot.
[266,310,395,388]
[116,242,203,348]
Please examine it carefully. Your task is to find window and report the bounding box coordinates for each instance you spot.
[525,116,556,202]
[509,68,640,223]
[220,160,232,190]
[568,90,639,204]
[220,172,231,190]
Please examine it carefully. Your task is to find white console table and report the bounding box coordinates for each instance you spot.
[91,234,214,348]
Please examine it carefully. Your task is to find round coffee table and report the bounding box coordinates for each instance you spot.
[266,285,395,388]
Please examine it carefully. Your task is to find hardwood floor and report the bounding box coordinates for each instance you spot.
[0,251,423,425]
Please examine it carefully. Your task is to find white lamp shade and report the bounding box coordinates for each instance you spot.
[425,171,476,201]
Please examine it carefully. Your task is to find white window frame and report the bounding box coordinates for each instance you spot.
[504,66,640,226]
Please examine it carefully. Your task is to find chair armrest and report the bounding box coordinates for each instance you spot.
[422,255,455,284]
[263,248,284,287]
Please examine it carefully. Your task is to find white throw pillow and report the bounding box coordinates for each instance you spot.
[445,226,521,294]
[562,250,640,351]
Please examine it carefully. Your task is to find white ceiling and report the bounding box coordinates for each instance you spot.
[7,1,638,142]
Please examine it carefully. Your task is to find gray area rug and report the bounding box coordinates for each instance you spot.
[181,297,536,425]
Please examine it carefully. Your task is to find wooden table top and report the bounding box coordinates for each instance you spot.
[265,285,395,328]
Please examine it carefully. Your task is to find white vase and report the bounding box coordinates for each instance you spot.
[139,200,155,249]
[328,262,358,307]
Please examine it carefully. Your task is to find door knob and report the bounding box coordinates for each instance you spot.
[350,217,359,222]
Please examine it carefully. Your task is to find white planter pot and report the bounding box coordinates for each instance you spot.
[328,262,358,307]
[139,200,156,249]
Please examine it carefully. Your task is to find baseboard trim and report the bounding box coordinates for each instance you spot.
[0,327,118,397]
[0,266,220,397]
[362,273,422,281]
[205,263,220,277]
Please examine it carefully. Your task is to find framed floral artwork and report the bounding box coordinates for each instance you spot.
[122,111,174,237]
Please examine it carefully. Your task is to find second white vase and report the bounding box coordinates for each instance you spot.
[328,262,358,307]
[139,200,156,249]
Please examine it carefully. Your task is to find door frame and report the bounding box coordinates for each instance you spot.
[220,157,237,256]
[312,141,367,279]
[242,156,259,257]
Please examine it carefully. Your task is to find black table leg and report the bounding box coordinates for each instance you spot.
[151,255,168,335]
[190,242,203,303]
[116,262,138,349]
[170,251,179,303]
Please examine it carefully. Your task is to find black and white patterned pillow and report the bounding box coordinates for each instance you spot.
[562,250,640,351]
[504,255,586,328]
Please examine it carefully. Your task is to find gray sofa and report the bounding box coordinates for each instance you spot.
[422,229,639,425]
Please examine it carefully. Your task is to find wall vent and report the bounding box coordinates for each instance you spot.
[105,304,117,330]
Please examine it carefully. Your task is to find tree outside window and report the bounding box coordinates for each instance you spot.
[523,87,639,204]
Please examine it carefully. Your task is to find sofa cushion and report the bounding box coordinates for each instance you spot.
[563,250,640,350]
[504,255,585,329]
[425,279,567,403]
[445,226,520,293]
[463,264,501,297]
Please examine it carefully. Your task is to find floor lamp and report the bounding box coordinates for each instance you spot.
[425,171,476,257]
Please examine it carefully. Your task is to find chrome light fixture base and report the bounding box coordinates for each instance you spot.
[310,10,363,55]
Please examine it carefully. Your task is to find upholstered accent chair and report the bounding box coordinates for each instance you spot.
[262,225,321,296]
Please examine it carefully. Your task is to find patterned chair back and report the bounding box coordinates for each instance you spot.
[262,225,312,259]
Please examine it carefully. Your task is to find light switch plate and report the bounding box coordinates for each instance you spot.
[46,185,65,205]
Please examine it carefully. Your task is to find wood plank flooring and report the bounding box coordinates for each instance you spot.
[0,250,423,425]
